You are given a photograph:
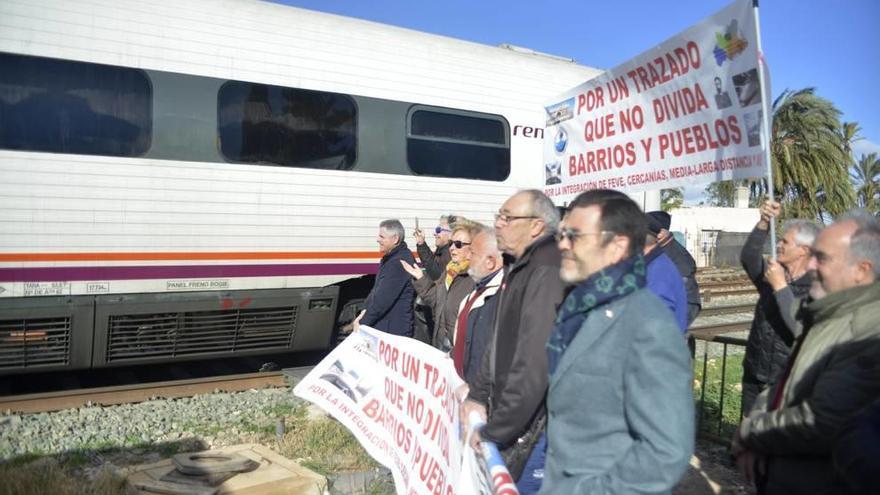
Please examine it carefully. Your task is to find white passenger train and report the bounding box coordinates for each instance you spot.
[0,0,606,373]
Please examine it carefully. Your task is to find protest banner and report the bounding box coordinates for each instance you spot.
[543,0,769,203]
[293,327,469,495]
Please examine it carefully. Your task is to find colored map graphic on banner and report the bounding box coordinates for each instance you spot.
[542,0,768,202]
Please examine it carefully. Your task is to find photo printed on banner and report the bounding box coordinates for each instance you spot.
[733,68,761,107]
[320,359,375,403]
[713,76,733,109]
[744,110,763,147]
[545,160,563,185]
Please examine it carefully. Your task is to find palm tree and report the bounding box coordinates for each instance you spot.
[752,88,856,221]
[851,152,880,213]
[840,121,861,157]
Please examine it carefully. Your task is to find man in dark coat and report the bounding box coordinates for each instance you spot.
[412,215,454,343]
[732,212,880,495]
[739,201,819,415]
[360,219,416,337]
[648,210,701,326]
[462,190,566,494]
[414,215,453,281]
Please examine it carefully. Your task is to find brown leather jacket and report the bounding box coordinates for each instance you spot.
[412,270,474,351]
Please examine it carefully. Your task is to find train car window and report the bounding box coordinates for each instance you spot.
[218,82,356,169]
[0,53,152,156]
[407,108,510,181]
[411,111,506,144]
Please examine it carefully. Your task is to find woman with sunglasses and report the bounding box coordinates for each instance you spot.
[403,219,480,351]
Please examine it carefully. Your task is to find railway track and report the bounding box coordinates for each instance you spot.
[700,287,756,300]
[699,279,751,290]
[699,303,754,317]
[689,320,751,339]
[0,371,288,414]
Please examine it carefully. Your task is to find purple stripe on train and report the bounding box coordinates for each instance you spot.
[0,263,379,282]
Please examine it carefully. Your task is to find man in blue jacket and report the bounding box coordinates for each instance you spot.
[645,214,689,333]
[647,211,701,326]
[360,219,416,337]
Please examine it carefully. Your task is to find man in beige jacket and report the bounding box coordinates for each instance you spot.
[732,211,880,495]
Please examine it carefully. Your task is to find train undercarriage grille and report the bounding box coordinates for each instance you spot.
[0,317,71,370]
[105,307,298,362]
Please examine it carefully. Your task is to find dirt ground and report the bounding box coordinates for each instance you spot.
[44,427,754,495]
[674,440,756,495]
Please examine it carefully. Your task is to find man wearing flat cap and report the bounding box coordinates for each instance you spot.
[645,213,689,333]
[647,210,701,326]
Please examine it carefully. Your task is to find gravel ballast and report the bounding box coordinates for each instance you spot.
[0,387,303,459]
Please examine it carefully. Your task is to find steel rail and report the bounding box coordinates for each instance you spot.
[689,321,751,339]
[699,279,751,289]
[0,371,287,414]
[701,288,757,301]
[699,304,755,317]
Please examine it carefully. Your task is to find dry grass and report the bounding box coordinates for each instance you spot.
[277,415,378,475]
[0,460,133,495]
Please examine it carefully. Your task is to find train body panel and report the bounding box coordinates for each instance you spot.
[0,0,605,373]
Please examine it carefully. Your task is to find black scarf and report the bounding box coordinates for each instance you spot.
[546,254,647,375]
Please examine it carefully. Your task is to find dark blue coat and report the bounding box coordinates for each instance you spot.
[362,242,416,336]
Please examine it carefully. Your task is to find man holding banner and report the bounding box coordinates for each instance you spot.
[540,190,693,494]
[463,189,566,494]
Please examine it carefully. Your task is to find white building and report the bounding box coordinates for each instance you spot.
[668,188,758,267]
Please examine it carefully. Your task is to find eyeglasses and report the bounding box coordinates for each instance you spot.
[450,240,472,249]
[494,213,539,224]
[434,226,452,234]
[554,228,611,244]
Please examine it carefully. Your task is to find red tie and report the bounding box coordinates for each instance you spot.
[770,337,805,410]
[452,286,488,378]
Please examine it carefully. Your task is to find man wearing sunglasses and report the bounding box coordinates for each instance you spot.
[414,215,455,282]
[413,215,457,344]
[539,189,693,495]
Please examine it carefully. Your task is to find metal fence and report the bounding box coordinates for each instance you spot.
[690,332,748,444]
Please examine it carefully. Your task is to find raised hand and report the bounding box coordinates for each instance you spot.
[399,259,424,280]
[758,200,781,229]
[764,260,787,291]
[414,228,426,246]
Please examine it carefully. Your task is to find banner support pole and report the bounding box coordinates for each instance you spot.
[753,0,777,260]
